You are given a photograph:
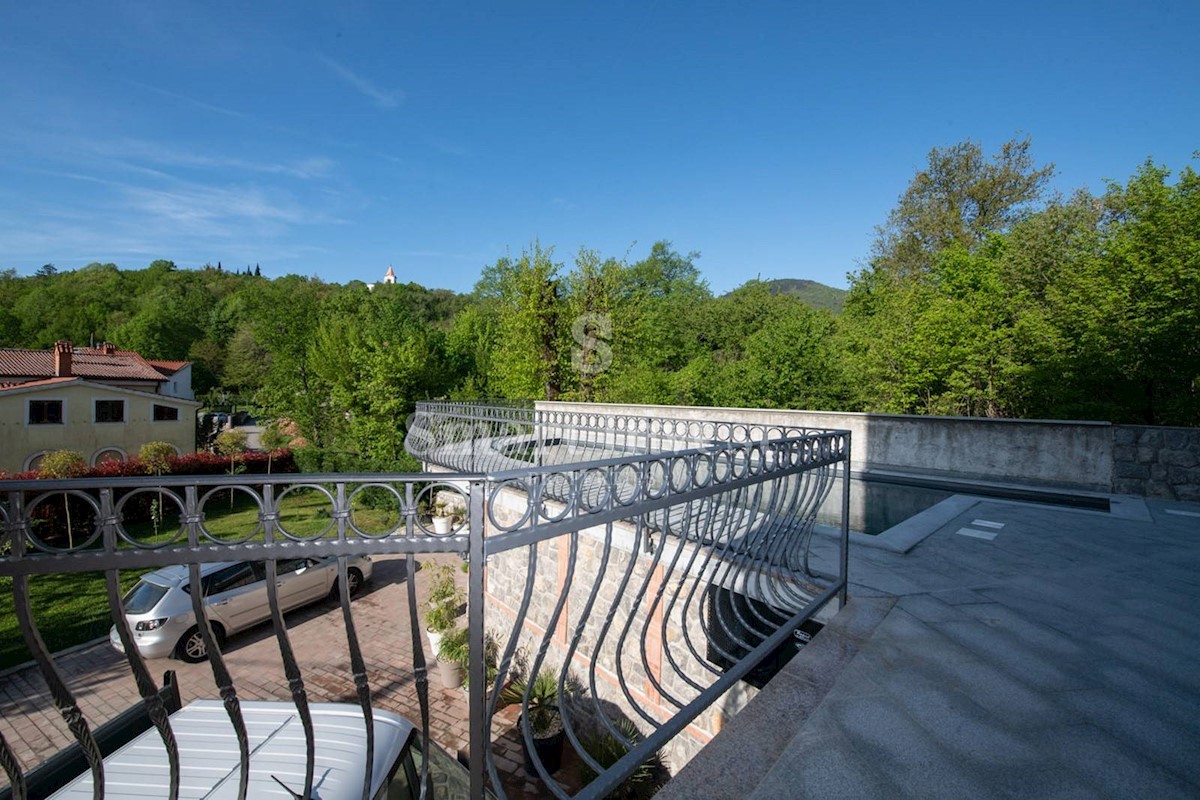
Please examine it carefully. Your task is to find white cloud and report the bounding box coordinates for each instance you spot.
[86,138,336,180]
[318,55,403,109]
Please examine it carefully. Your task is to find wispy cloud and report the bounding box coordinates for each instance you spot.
[124,80,253,120]
[123,183,326,231]
[98,138,337,179]
[319,55,402,109]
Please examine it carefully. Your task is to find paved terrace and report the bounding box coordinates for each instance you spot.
[661,494,1200,798]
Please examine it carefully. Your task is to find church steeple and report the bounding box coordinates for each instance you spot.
[384,265,396,284]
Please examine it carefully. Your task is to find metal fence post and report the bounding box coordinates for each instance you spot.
[467,479,487,799]
[839,433,852,607]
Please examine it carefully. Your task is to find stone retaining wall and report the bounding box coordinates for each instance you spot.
[1112,425,1200,501]
[481,485,758,776]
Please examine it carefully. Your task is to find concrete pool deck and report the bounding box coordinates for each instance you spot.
[662,494,1200,798]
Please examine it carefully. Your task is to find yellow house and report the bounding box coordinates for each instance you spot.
[0,342,200,473]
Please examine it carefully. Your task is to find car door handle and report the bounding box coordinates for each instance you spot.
[215,600,229,606]
[276,582,285,587]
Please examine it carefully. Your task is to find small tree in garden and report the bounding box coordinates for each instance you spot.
[139,441,176,538]
[38,450,87,548]
[214,429,248,462]
[214,429,248,510]
[259,422,292,475]
[139,441,175,475]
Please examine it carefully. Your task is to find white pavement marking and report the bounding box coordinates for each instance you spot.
[971,519,1005,529]
[1165,509,1200,518]
[956,527,998,541]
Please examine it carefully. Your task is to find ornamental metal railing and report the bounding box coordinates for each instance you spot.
[0,402,850,800]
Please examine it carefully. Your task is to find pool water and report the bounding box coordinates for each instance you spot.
[816,475,1109,535]
[817,478,954,535]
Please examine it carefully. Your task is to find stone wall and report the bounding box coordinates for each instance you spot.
[482,485,760,776]
[1112,425,1200,501]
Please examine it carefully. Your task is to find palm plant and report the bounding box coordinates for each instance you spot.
[499,668,561,737]
[578,718,668,800]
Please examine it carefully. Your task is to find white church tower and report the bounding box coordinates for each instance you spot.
[383,265,396,284]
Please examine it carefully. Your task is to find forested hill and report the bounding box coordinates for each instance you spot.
[760,279,846,313]
[1,138,1196,473]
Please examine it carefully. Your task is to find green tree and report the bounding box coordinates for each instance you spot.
[869,136,1054,280]
[481,245,566,400]
[38,450,87,548]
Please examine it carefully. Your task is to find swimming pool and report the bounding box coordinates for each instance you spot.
[817,472,1110,535]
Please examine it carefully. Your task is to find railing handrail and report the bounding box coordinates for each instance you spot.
[0,402,851,800]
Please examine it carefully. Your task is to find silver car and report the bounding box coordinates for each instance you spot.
[48,699,474,800]
[110,556,373,662]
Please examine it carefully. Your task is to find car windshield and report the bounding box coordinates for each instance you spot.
[386,734,479,800]
[122,579,170,614]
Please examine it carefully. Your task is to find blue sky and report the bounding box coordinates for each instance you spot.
[1,1,1196,294]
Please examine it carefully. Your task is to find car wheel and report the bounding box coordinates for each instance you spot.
[177,625,223,663]
[330,567,366,600]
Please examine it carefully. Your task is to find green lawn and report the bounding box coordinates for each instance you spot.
[0,487,405,671]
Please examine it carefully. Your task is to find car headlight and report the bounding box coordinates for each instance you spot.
[135,618,168,631]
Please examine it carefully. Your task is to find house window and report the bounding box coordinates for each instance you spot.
[153,404,179,421]
[24,452,49,471]
[28,400,63,424]
[95,399,125,423]
[93,448,125,465]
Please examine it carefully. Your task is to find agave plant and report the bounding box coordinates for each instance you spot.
[499,668,562,737]
[578,717,668,800]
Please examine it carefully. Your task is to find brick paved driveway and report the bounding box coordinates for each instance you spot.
[0,556,563,798]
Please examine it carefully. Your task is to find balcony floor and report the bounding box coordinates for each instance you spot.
[661,495,1200,798]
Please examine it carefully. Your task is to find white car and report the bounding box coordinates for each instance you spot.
[47,699,473,800]
[110,556,372,662]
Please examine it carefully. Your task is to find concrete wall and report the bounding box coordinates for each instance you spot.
[540,402,1115,492]
[1112,425,1200,501]
[0,381,196,473]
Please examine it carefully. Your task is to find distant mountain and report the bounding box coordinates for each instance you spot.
[762,279,847,313]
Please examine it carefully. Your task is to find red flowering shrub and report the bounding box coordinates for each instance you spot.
[0,449,297,482]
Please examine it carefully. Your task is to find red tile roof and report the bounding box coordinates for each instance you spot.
[0,346,178,382]
[0,376,79,393]
[147,359,188,376]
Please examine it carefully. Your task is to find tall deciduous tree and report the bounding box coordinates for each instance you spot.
[481,245,566,400]
[868,136,1054,280]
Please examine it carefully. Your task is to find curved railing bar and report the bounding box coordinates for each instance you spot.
[611,512,674,730]
[557,520,621,777]
[405,553,432,800]
[5,488,106,800]
[483,543,540,799]
[514,532,578,799]
[0,730,24,800]
[635,499,699,712]
[583,512,651,745]
[100,486,182,800]
[260,485,316,800]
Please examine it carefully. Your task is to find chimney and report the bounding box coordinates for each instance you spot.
[99,342,116,355]
[53,341,73,377]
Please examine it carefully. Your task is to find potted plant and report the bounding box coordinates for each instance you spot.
[430,499,457,534]
[436,626,468,689]
[422,563,463,657]
[499,668,565,775]
[578,718,668,800]
[437,628,500,693]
